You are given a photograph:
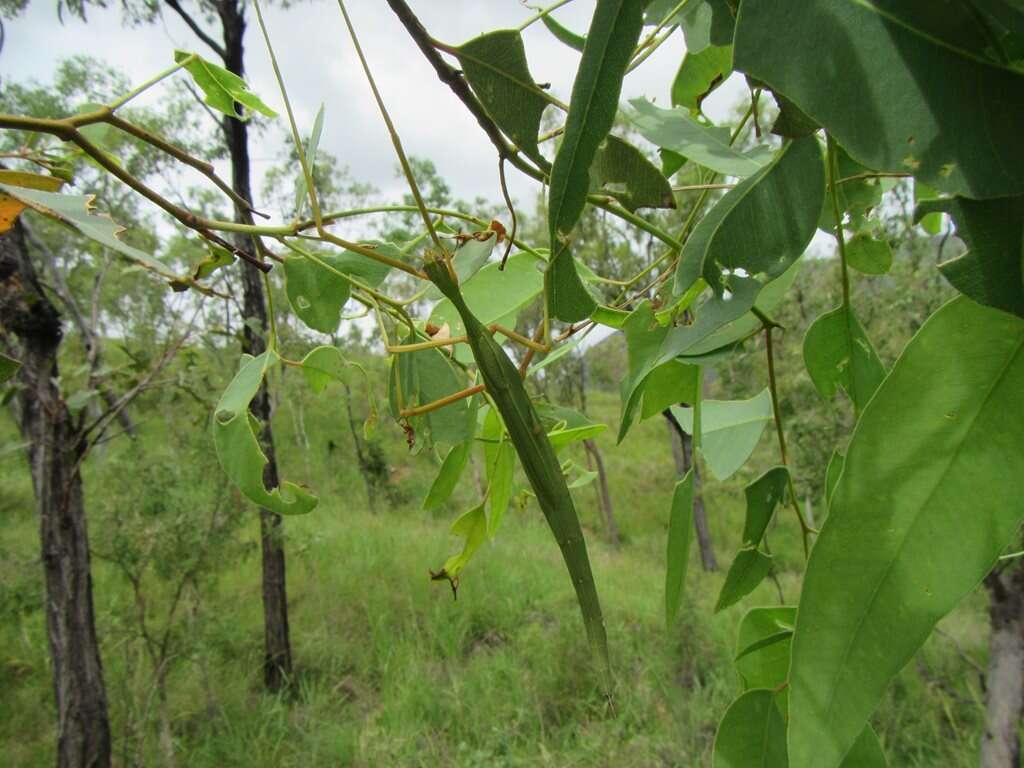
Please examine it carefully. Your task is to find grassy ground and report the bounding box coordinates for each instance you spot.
[0,386,990,767]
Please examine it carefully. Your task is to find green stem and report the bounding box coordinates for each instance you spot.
[335,0,446,259]
[826,133,852,307]
[516,0,578,31]
[251,0,323,228]
[108,55,194,111]
[764,325,814,558]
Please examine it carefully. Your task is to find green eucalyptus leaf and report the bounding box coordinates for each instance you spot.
[456,30,549,167]
[300,346,347,394]
[735,606,796,692]
[391,335,477,450]
[213,351,317,516]
[283,256,350,334]
[433,503,488,584]
[845,235,893,275]
[671,389,773,480]
[913,180,944,234]
[803,304,886,416]
[733,1,1024,199]
[0,184,183,286]
[627,98,770,178]
[677,135,824,296]
[423,441,471,510]
[665,470,695,628]
[174,50,277,119]
[430,252,543,338]
[788,297,1024,768]
[915,195,1024,317]
[0,352,21,384]
[735,629,793,663]
[671,45,732,114]
[293,103,325,217]
[713,689,787,768]
[540,12,587,51]
[284,245,393,333]
[548,0,645,322]
[639,360,700,421]
[742,466,788,548]
[715,548,772,612]
[771,91,820,139]
[818,145,883,233]
[191,244,234,281]
[593,135,676,212]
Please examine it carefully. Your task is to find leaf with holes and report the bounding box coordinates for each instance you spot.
[916,195,1024,317]
[734,0,1024,198]
[672,45,732,114]
[676,135,824,296]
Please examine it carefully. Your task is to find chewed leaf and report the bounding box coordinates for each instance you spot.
[190,244,235,281]
[0,183,206,291]
[0,170,63,232]
[213,351,318,516]
[431,503,488,593]
[175,50,277,119]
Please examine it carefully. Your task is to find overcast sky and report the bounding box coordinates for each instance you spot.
[2,0,746,214]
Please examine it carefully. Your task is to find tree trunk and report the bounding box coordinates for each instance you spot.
[663,411,718,572]
[583,439,619,548]
[218,0,293,693]
[981,561,1024,768]
[1,222,112,768]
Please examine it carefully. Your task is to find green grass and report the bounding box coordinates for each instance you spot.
[0,386,990,767]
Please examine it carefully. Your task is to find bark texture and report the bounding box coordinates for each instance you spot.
[981,562,1024,768]
[1,223,111,768]
[663,411,718,572]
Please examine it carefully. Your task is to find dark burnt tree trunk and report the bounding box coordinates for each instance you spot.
[981,558,1024,768]
[663,409,718,572]
[0,222,112,768]
[217,0,292,692]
